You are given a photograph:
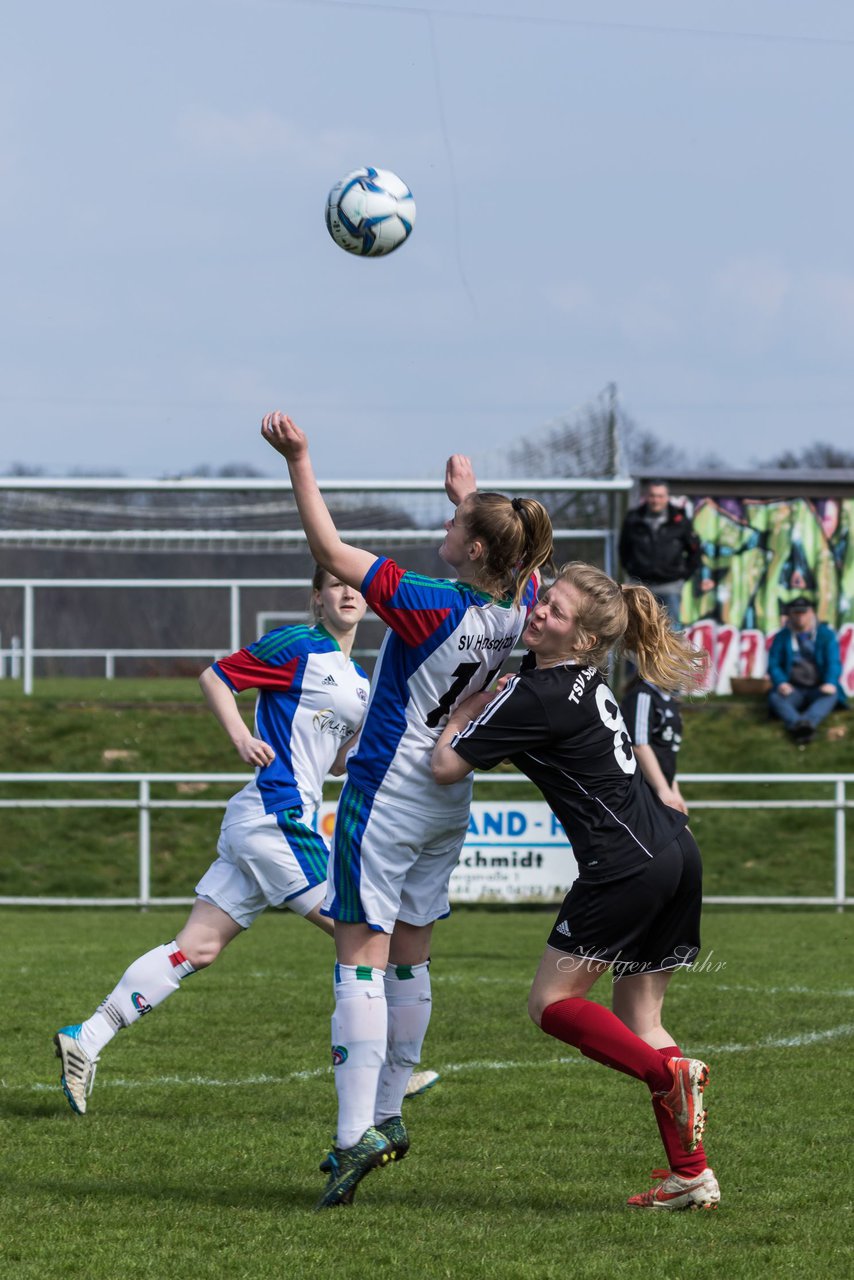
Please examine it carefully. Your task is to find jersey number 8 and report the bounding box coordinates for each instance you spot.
[595,684,636,775]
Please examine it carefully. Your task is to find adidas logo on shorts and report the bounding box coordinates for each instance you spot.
[555,920,572,938]
[322,674,338,686]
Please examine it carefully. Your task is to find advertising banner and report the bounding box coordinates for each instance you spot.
[319,800,577,904]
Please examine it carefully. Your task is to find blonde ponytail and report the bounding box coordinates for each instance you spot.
[511,497,555,605]
[621,584,707,691]
[552,563,707,692]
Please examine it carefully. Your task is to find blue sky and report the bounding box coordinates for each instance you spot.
[3,0,853,478]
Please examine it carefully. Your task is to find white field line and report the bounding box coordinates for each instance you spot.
[715,983,854,998]
[7,1022,854,1094]
[702,1023,854,1052]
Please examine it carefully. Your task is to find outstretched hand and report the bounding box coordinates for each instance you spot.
[445,454,477,505]
[262,411,308,462]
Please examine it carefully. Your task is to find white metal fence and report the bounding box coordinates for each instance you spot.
[0,771,850,909]
[0,474,632,692]
[0,574,539,690]
[0,578,301,692]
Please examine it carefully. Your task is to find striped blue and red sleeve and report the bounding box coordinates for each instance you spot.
[362,556,458,648]
[522,571,540,617]
[213,628,304,693]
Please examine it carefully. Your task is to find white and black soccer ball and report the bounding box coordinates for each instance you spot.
[325,167,415,257]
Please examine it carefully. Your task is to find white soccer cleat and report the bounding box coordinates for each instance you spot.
[627,1167,720,1211]
[403,1069,440,1099]
[54,1024,98,1115]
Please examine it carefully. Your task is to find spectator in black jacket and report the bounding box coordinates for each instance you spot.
[619,481,702,626]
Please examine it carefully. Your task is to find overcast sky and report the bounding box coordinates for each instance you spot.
[3,0,853,479]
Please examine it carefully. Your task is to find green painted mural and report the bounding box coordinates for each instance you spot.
[682,497,853,631]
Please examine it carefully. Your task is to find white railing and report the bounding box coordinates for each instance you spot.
[0,476,633,492]
[0,772,849,909]
[0,473,633,692]
[0,578,304,694]
[0,515,612,691]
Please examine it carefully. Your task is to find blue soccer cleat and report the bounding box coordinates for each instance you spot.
[375,1115,410,1162]
[316,1126,393,1209]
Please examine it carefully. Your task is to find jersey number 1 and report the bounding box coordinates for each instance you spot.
[425,661,503,728]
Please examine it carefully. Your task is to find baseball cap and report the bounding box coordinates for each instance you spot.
[786,596,814,613]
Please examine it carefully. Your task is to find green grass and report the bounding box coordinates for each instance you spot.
[1,680,851,900]
[1,908,852,1278]
[0,677,205,703]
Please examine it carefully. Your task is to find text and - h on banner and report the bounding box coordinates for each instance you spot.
[319,801,577,904]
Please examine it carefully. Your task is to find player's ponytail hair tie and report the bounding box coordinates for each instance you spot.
[511,496,534,544]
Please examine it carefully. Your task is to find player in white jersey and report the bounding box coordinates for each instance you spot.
[53,568,371,1114]
[262,411,554,1208]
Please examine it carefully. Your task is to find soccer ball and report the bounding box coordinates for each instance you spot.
[325,168,416,257]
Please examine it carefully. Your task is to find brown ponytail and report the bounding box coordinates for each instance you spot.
[309,562,327,622]
[463,492,554,605]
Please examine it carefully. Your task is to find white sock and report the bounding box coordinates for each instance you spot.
[77,941,196,1058]
[375,961,432,1124]
[331,963,387,1149]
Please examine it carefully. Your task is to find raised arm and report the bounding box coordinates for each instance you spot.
[445,454,477,505]
[262,411,377,591]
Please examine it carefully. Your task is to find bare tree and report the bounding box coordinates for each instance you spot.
[175,463,270,479]
[754,442,854,470]
[3,463,46,476]
[618,412,685,472]
[504,394,729,526]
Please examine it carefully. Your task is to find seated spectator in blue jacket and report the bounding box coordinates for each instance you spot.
[767,597,846,744]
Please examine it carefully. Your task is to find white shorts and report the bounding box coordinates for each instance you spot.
[195,806,328,929]
[323,782,469,934]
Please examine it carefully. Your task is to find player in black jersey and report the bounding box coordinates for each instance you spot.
[621,676,686,815]
[432,562,720,1211]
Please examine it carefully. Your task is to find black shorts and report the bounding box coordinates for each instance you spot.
[546,828,702,976]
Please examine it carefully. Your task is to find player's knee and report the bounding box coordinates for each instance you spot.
[177,938,221,969]
[388,1040,421,1069]
[527,990,546,1027]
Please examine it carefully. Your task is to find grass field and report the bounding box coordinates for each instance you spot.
[1,680,852,1275]
[1,907,852,1279]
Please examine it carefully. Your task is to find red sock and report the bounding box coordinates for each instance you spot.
[540,998,672,1091]
[652,1045,708,1177]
